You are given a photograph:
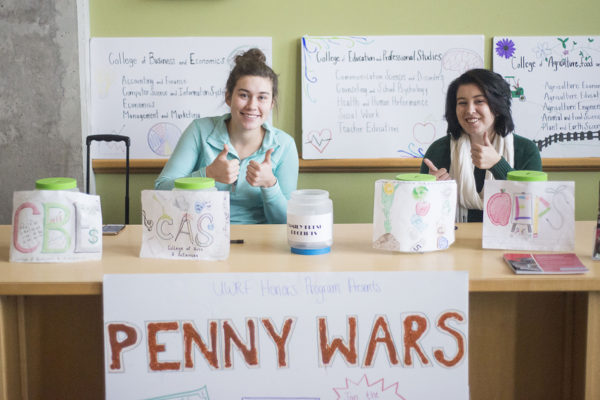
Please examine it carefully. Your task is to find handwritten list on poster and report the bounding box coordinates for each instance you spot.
[493,36,600,158]
[301,35,484,159]
[90,37,271,159]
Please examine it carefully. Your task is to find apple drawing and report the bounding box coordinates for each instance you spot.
[413,186,430,216]
[486,189,512,226]
[415,201,431,216]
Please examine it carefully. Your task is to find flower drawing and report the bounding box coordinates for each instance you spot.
[496,38,516,59]
[533,42,552,60]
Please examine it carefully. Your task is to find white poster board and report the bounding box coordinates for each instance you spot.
[482,180,575,251]
[104,271,469,399]
[140,190,230,261]
[301,35,484,159]
[492,36,600,157]
[90,37,271,159]
[10,190,102,262]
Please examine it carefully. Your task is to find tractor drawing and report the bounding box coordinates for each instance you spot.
[505,76,526,101]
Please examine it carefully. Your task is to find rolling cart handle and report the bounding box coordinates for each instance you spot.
[86,134,130,224]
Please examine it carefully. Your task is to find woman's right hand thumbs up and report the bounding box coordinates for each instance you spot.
[206,144,240,184]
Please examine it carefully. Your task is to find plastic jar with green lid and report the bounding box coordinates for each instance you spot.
[35,177,78,191]
[395,173,436,182]
[174,177,217,191]
[507,171,548,182]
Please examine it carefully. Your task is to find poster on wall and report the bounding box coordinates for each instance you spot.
[90,37,271,160]
[104,271,469,399]
[301,35,484,159]
[492,35,600,158]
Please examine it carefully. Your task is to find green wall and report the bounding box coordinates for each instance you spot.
[91,0,600,224]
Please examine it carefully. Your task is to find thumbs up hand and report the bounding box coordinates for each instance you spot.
[423,158,450,181]
[206,144,240,184]
[471,131,501,169]
[246,148,277,188]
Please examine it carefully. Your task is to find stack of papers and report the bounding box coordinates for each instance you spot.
[503,253,588,274]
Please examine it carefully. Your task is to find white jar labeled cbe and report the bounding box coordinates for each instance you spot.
[35,177,79,191]
[287,189,333,255]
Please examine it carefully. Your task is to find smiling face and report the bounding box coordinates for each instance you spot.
[455,83,496,141]
[226,75,274,135]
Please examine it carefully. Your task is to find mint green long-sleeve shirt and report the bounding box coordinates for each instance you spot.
[155,114,299,224]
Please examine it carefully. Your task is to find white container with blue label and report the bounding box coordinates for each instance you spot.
[287,189,333,255]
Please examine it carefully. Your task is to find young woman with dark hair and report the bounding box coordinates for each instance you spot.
[420,69,542,222]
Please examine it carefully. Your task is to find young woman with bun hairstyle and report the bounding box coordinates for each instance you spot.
[156,48,299,224]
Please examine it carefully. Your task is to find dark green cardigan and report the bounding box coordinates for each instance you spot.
[419,134,542,222]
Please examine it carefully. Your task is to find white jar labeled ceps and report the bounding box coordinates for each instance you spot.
[287,189,333,255]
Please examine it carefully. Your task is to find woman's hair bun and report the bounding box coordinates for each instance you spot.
[225,47,278,104]
[235,48,266,66]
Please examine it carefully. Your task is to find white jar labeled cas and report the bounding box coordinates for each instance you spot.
[287,189,333,255]
[173,177,217,191]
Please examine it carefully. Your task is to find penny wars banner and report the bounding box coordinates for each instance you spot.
[103,271,469,399]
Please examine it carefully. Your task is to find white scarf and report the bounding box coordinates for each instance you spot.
[450,133,514,222]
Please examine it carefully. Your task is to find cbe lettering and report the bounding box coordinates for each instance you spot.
[106,311,465,372]
[12,202,98,253]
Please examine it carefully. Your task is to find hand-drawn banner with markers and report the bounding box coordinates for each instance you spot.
[104,271,469,399]
[10,190,102,262]
[493,36,600,157]
[90,37,271,159]
[140,190,230,260]
[301,35,484,159]
[482,180,575,251]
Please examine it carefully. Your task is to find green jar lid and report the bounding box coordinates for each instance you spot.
[35,177,77,190]
[174,177,215,190]
[395,173,436,182]
[507,171,548,182]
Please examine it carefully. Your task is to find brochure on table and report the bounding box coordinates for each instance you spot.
[503,253,588,274]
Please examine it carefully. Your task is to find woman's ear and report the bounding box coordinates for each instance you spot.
[225,91,231,107]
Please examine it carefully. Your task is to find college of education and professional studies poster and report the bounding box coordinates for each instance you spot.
[301,35,484,159]
[493,36,600,158]
[103,271,469,399]
[89,37,271,159]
